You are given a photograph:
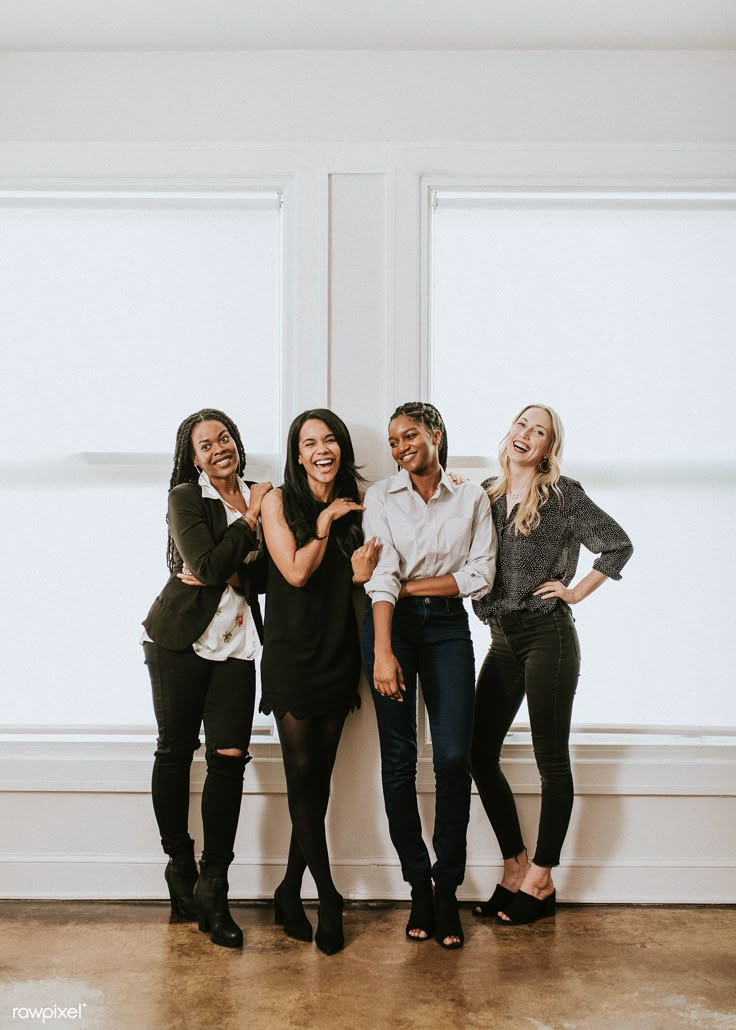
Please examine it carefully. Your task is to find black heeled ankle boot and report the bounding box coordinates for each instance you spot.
[434,885,464,950]
[274,882,313,942]
[164,841,198,923]
[315,892,344,955]
[406,879,434,941]
[193,861,243,948]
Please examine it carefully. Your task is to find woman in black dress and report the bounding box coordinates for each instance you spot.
[260,408,378,954]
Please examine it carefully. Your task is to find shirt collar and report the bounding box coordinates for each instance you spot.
[387,466,456,498]
[197,469,250,503]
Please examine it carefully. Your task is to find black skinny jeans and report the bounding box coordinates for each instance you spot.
[471,607,580,868]
[144,641,255,868]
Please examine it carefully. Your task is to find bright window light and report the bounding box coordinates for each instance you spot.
[429,189,736,731]
[1,189,283,732]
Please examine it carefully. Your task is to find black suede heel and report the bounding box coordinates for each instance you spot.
[274,883,313,943]
[406,880,434,941]
[496,889,556,926]
[473,883,516,919]
[315,892,344,955]
[434,886,464,950]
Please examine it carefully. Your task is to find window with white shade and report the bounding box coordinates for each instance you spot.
[0,189,283,734]
[428,189,736,731]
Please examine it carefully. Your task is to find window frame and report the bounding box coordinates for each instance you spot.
[0,181,293,745]
[421,179,736,745]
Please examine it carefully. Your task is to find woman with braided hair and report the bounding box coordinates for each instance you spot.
[361,401,496,949]
[471,404,632,925]
[142,408,272,948]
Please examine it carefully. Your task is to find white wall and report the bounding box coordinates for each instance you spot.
[1,49,735,902]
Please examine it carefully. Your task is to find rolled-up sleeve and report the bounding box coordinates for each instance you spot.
[573,487,633,582]
[362,485,402,606]
[451,488,496,600]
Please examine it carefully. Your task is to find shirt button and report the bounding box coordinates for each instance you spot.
[424,597,431,605]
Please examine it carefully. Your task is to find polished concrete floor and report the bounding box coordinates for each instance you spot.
[1,901,734,1030]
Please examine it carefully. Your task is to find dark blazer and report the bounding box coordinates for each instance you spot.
[143,481,265,652]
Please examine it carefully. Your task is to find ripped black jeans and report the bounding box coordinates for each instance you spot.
[144,641,255,867]
[471,607,580,868]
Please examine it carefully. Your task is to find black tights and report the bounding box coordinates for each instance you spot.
[276,711,346,900]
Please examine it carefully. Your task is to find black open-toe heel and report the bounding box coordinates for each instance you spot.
[434,886,464,950]
[315,892,344,955]
[406,879,434,941]
[473,883,516,919]
[274,883,313,943]
[496,889,556,926]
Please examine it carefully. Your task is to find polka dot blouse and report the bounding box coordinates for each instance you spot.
[472,475,633,623]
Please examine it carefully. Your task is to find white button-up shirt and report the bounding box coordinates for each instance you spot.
[362,468,496,606]
[191,471,260,662]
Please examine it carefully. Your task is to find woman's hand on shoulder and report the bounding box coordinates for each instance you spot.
[324,496,365,522]
[316,497,365,538]
[351,536,381,584]
[248,480,274,519]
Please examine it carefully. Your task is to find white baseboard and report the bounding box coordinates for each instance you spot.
[2,854,734,904]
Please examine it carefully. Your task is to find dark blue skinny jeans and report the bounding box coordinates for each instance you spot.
[471,606,581,868]
[361,597,476,889]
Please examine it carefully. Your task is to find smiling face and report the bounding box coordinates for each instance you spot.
[297,418,342,493]
[190,420,239,482]
[505,406,554,470]
[388,415,442,478]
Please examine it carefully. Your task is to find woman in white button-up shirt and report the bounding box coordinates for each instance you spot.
[361,401,496,950]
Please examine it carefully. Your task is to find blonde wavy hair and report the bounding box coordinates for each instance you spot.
[487,404,565,536]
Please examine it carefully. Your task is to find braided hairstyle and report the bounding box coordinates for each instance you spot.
[389,401,448,469]
[282,408,365,558]
[165,408,246,572]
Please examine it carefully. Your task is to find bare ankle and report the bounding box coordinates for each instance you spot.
[500,850,529,890]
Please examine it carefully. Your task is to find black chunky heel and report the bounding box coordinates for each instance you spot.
[164,842,198,923]
[473,883,516,919]
[496,889,556,926]
[193,861,243,948]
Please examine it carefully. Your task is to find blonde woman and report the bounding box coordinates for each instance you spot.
[471,404,632,925]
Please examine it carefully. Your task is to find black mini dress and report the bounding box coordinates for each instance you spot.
[259,531,361,719]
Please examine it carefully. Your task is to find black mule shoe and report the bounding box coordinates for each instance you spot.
[434,886,464,950]
[274,883,313,943]
[315,892,344,955]
[194,861,243,948]
[406,879,434,941]
[496,889,556,926]
[164,843,198,923]
[472,883,516,919]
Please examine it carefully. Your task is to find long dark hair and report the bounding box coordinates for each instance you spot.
[165,408,246,572]
[389,401,448,469]
[282,408,365,557]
